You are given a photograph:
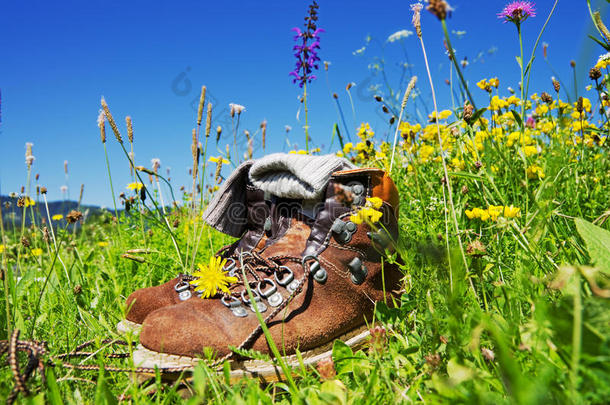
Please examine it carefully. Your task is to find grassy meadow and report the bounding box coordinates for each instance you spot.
[2,1,610,403]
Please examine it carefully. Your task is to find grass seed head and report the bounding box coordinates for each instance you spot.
[552,77,561,93]
[205,103,213,138]
[197,85,207,126]
[126,116,134,143]
[101,97,123,144]
[411,3,423,37]
[97,110,106,143]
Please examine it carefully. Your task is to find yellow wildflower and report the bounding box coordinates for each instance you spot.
[523,145,539,157]
[350,198,384,225]
[357,123,375,140]
[595,53,610,69]
[477,79,491,92]
[535,104,549,115]
[503,206,521,218]
[487,205,503,221]
[429,110,453,120]
[31,248,43,256]
[419,144,435,162]
[343,142,354,153]
[127,182,144,191]
[0,245,4,254]
[526,164,545,179]
[98,241,109,247]
[490,96,508,111]
[52,214,63,221]
[190,256,238,299]
[209,156,230,164]
[367,197,383,209]
[488,77,499,88]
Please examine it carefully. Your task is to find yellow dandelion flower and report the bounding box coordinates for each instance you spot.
[52,214,63,221]
[209,156,230,164]
[0,245,4,254]
[31,248,43,256]
[98,241,109,247]
[127,182,144,191]
[190,256,238,299]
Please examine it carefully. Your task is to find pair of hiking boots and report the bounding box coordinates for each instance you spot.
[119,154,402,378]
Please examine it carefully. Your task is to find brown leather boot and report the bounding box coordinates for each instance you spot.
[133,168,401,380]
[117,162,272,334]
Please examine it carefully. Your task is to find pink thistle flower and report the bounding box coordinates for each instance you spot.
[498,1,536,25]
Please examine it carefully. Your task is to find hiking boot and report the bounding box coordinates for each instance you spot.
[117,161,271,334]
[133,166,401,380]
[118,154,353,335]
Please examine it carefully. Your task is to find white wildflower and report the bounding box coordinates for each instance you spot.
[151,158,161,172]
[229,103,245,116]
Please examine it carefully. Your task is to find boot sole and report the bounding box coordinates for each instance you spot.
[116,319,142,335]
[132,325,370,383]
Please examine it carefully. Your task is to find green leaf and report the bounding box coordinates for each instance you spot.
[45,367,63,405]
[374,301,401,324]
[448,171,484,181]
[332,340,354,375]
[470,107,488,123]
[447,358,475,385]
[575,218,610,271]
[511,110,524,129]
[515,56,522,69]
[524,56,535,76]
[319,380,347,405]
[94,367,117,405]
[589,34,610,51]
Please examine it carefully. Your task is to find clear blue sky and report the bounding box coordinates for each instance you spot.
[1,0,607,207]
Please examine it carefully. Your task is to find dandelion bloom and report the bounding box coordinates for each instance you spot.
[52,214,63,221]
[127,182,144,191]
[31,248,43,256]
[208,156,230,164]
[498,1,536,24]
[189,256,238,299]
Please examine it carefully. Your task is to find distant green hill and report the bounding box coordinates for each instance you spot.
[0,195,110,228]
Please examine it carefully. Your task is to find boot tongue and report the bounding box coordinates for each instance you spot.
[262,217,312,257]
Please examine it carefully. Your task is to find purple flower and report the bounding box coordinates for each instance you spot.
[498,1,536,24]
[290,1,323,88]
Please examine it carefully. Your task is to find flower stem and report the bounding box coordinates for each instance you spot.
[304,82,310,152]
[417,30,473,298]
[103,143,122,245]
